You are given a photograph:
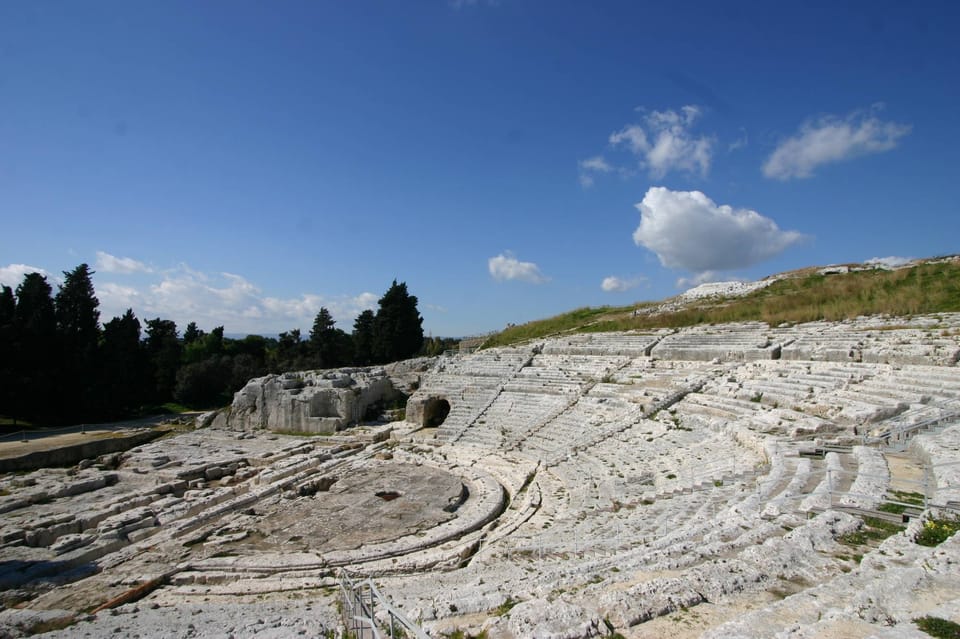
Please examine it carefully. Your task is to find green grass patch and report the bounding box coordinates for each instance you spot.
[915,615,960,638]
[841,516,905,547]
[878,502,907,514]
[481,260,960,348]
[890,490,926,506]
[480,305,637,349]
[495,596,518,616]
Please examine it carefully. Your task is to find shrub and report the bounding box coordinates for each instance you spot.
[915,616,960,638]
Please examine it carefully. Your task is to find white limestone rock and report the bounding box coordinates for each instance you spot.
[482,598,605,639]
[226,367,399,434]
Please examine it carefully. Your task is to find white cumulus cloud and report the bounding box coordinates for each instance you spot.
[91,264,379,334]
[601,275,646,293]
[95,251,152,274]
[763,108,911,180]
[0,264,53,288]
[632,187,807,275]
[488,252,548,284]
[609,105,714,178]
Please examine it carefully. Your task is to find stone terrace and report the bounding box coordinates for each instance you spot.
[4,314,960,638]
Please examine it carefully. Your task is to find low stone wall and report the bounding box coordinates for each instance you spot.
[0,430,163,473]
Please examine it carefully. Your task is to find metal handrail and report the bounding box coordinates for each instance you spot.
[339,570,429,639]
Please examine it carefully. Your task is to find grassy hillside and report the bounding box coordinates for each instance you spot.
[480,257,960,349]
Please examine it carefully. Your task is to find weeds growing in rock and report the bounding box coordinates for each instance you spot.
[915,615,960,638]
[915,516,960,547]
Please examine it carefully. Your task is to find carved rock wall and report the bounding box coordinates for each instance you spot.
[226,368,398,434]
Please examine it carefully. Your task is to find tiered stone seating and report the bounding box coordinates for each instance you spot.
[702,520,960,639]
[911,420,960,506]
[13,316,960,639]
[516,395,634,461]
[455,390,569,450]
[435,348,532,378]
[650,324,781,361]
[776,322,960,365]
[719,360,858,410]
[431,383,501,442]
[540,332,665,357]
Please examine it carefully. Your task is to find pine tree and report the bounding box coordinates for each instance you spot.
[373,280,424,363]
[12,273,57,423]
[183,322,203,345]
[0,286,16,423]
[55,264,101,419]
[352,309,376,366]
[99,309,148,417]
[0,286,14,327]
[308,308,352,368]
[55,264,100,357]
[144,318,181,403]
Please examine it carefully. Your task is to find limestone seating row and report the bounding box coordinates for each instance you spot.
[650,331,781,361]
[586,510,861,630]
[539,332,664,357]
[836,446,889,509]
[456,391,570,450]
[434,349,532,379]
[523,353,630,381]
[910,421,960,505]
[778,328,960,365]
[798,452,847,512]
[538,383,703,468]
[780,334,865,362]
[500,393,585,451]
[515,395,634,459]
[702,520,960,638]
[435,385,504,442]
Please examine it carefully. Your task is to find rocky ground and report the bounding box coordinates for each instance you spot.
[2,314,960,638]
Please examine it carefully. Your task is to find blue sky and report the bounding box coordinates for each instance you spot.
[1,1,958,337]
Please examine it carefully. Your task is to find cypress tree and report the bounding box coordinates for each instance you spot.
[99,309,147,417]
[144,318,181,403]
[55,264,101,419]
[373,280,423,363]
[352,309,376,366]
[13,273,57,423]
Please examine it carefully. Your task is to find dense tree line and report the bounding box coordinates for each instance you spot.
[0,267,434,426]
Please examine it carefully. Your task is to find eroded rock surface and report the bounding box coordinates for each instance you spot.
[3,314,960,638]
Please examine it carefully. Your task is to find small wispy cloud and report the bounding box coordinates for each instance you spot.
[763,107,911,180]
[488,252,548,284]
[600,275,646,293]
[728,128,748,152]
[95,251,152,274]
[577,156,613,187]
